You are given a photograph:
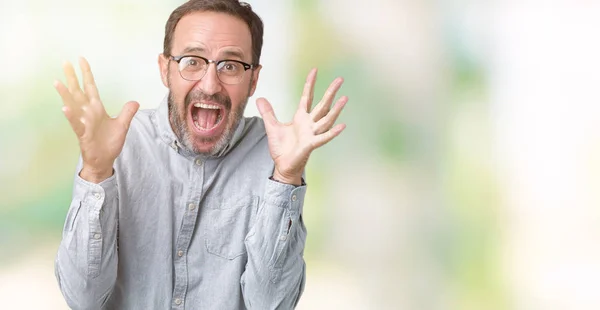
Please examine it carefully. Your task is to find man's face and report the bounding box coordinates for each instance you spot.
[159,11,260,155]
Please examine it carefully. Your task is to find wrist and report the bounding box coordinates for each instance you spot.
[80,165,114,184]
[271,171,303,186]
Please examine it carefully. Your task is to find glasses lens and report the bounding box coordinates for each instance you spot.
[216,61,245,84]
[179,56,207,81]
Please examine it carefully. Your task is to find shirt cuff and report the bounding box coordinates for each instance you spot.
[264,178,306,214]
[73,173,117,211]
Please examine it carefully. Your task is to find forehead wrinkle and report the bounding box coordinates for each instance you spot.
[182,46,206,54]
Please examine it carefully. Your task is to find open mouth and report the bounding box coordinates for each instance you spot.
[191,102,224,132]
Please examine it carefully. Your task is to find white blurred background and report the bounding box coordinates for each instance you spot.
[1,0,600,309]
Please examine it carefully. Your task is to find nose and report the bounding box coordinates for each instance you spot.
[195,63,222,95]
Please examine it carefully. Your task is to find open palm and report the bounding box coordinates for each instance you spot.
[54,57,139,183]
[257,69,348,185]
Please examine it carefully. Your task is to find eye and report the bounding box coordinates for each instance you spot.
[181,57,205,71]
[184,57,202,67]
[222,62,239,72]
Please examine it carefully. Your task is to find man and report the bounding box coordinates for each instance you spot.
[53,0,347,309]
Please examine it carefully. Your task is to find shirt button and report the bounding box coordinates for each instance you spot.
[174,298,182,305]
[280,235,287,241]
[195,158,203,166]
[178,250,184,257]
[291,194,297,202]
[188,203,196,211]
[94,233,102,240]
[94,193,101,199]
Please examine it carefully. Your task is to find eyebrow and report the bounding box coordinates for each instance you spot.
[181,46,247,62]
[221,50,245,61]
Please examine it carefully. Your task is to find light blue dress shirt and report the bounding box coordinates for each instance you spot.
[55,97,307,309]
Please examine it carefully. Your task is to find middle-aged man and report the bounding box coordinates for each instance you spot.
[54,0,347,309]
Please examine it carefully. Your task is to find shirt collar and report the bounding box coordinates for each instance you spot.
[153,93,246,159]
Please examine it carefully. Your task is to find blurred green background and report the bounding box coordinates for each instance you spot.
[2,0,600,309]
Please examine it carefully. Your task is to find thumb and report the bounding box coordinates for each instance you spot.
[256,97,279,129]
[117,101,140,128]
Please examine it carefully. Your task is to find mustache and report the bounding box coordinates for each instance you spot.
[184,91,231,110]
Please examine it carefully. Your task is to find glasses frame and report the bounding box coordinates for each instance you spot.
[170,55,255,85]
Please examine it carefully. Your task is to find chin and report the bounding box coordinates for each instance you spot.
[188,126,232,156]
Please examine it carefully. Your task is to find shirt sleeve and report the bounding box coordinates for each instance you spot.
[240,178,308,310]
[55,164,120,310]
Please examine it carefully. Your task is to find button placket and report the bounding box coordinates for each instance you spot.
[172,159,204,308]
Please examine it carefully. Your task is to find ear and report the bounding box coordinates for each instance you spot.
[158,53,170,88]
[248,64,262,97]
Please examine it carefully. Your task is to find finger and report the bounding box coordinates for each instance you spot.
[61,106,85,137]
[79,57,100,100]
[310,77,343,121]
[314,96,348,134]
[117,101,140,129]
[256,97,279,129]
[54,80,76,107]
[299,68,317,113]
[62,61,82,94]
[312,123,346,149]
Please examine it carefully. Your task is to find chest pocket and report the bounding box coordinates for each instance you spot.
[204,196,259,260]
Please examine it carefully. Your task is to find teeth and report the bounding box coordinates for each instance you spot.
[193,103,220,109]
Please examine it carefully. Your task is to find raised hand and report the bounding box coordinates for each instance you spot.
[54,57,139,183]
[257,68,348,186]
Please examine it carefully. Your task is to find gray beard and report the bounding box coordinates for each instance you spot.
[168,91,247,157]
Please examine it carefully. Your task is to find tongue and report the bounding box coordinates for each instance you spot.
[195,108,219,129]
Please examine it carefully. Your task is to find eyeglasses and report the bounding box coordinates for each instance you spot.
[170,55,255,85]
